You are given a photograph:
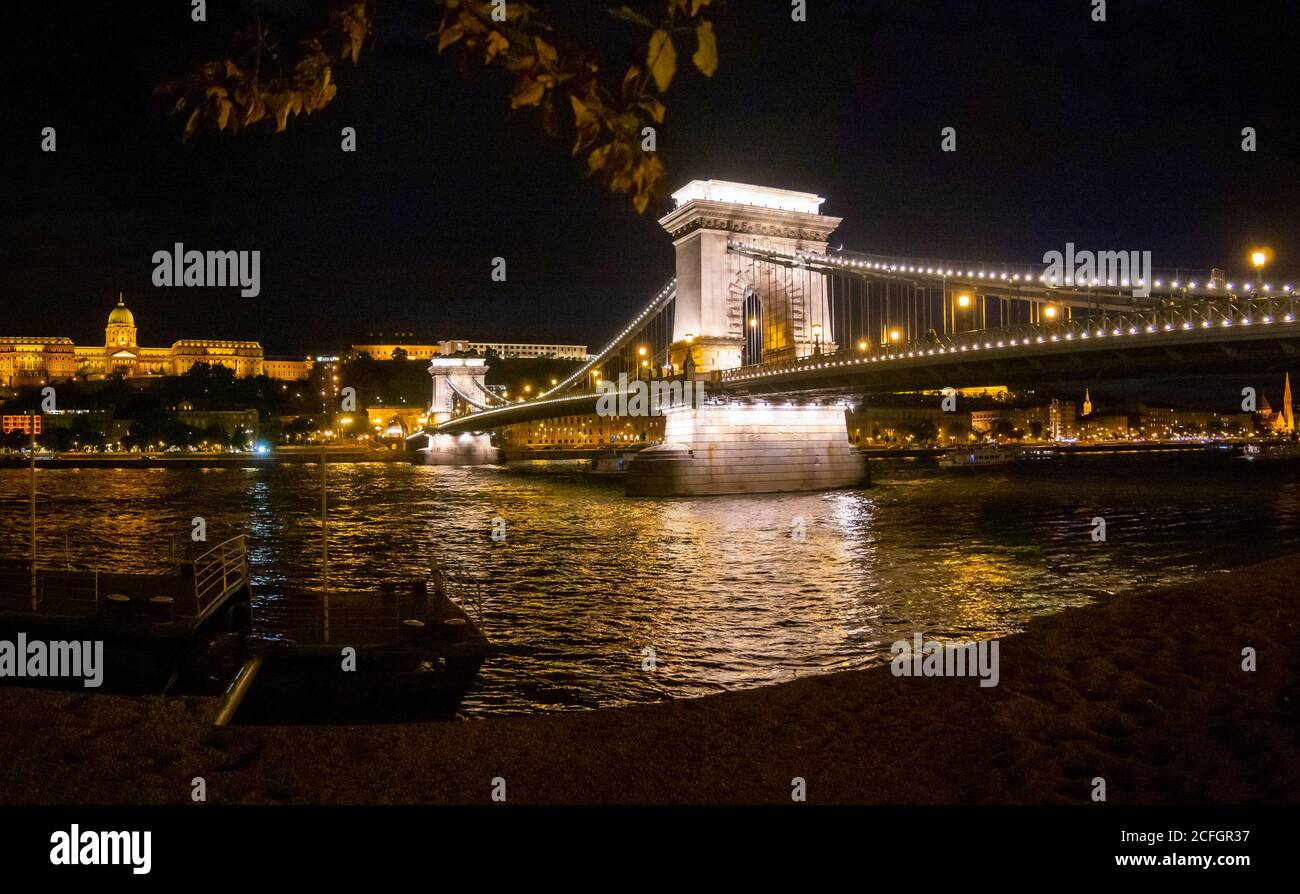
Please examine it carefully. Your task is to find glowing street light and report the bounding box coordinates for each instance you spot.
[889,329,902,343]
[1251,248,1271,285]
[1043,304,1059,320]
[956,292,972,308]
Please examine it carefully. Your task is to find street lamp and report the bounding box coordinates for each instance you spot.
[1043,304,1059,320]
[811,323,823,356]
[1251,248,1270,286]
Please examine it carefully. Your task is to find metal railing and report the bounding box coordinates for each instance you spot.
[193,535,249,617]
[431,556,487,623]
[722,294,1300,383]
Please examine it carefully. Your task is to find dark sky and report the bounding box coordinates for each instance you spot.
[4,0,1299,356]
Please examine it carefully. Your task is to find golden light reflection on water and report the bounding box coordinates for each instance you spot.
[0,457,1297,713]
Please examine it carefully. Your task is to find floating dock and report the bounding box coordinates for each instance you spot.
[0,536,252,690]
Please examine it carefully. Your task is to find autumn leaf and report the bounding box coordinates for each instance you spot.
[484,30,509,63]
[588,143,612,174]
[638,96,666,124]
[621,64,642,98]
[646,30,676,92]
[534,36,558,69]
[570,94,601,152]
[216,98,233,130]
[438,24,466,53]
[511,77,546,108]
[692,21,717,77]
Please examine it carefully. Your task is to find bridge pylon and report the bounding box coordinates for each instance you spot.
[658,180,843,374]
[412,356,500,464]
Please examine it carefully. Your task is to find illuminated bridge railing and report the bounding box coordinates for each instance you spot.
[722,294,1300,384]
[731,241,1299,299]
[542,276,677,398]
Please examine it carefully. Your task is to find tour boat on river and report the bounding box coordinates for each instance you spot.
[938,445,1020,468]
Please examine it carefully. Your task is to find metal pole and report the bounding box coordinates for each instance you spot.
[321,423,330,642]
[29,413,37,611]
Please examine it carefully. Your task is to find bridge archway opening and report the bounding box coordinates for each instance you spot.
[742,289,764,366]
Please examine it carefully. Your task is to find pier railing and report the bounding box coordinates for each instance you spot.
[193,536,249,617]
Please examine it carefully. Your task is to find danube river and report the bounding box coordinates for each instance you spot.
[1,453,1296,713]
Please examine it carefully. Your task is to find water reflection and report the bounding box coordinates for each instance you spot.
[0,455,1295,713]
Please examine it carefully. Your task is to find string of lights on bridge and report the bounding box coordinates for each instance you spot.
[728,241,1297,296]
[722,300,1298,383]
[541,276,678,399]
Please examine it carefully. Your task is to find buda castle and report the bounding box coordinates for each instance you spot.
[0,295,308,387]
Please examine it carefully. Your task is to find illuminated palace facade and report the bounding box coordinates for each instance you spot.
[0,295,277,387]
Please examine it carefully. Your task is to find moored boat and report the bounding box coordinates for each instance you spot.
[215,564,493,724]
[0,536,253,692]
[937,445,1019,468]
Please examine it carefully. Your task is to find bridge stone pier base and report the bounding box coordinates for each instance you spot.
[626,403,867,496]
[418,431,500,465]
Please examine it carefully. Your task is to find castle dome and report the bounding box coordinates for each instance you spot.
[107,294,134,326]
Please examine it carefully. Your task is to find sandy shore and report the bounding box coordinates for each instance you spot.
[2,555,1297,805]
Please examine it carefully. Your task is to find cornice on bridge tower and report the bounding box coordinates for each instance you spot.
[659,180,843,375]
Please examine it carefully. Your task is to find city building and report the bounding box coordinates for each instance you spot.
[503,414,663,449]
[347,333,443,362]
[263,358,315,381]
[173,402,259,441]
[1,414,41,436]
[437,339,591,360]
[349,337,592,363]
[0,295,277,386]
[1258,373,1296,434]
[847,405,972,445]
[970,402,1075,440]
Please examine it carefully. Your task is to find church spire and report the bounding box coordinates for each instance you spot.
[1283,372,1295,434]
[1082,388,1092,417]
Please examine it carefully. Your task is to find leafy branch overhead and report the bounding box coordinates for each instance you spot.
[157,3,370,140]
[158,1,721,214]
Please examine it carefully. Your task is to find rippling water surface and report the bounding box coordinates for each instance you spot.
[1,454,1296,713]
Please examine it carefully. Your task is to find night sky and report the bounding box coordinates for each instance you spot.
[5,0,1299,357]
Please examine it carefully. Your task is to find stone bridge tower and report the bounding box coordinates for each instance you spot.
[658,180,843,375]
[414,356,500,464]
[427,356,490,425]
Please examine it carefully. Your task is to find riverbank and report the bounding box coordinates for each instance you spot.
[0,447,419,469]
[1,553,1297,804]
